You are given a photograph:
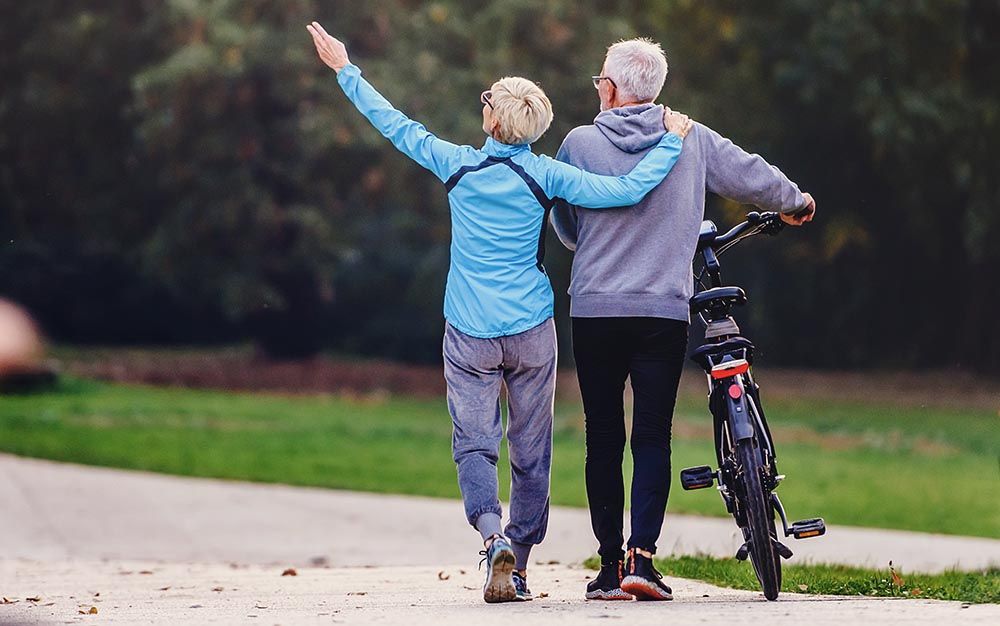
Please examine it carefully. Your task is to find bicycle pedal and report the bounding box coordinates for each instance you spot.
[772,539,794,559]
[680,465,715,490]
[735,541,749,561]
[789,517,826,539]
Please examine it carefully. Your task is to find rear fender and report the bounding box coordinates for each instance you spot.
[720,378,754,442]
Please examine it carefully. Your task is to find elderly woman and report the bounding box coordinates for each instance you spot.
[306,21,690,604]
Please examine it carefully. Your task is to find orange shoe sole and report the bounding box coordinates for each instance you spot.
[620,576,673,601]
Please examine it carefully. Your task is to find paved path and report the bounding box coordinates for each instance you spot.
[0,561,1000,626]
[3,561,998,625]
[2,454,997,572]
[1,454,998,624]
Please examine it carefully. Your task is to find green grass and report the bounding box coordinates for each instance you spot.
[584,555,1000,604]
[1,377,998,537]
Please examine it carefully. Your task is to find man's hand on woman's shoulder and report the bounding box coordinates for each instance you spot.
[307,21,350,73]
[663,107,694,139]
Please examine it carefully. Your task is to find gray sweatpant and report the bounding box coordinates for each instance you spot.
[443,318,556,546]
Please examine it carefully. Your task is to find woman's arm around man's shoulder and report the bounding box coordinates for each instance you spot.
[534,110,692,209]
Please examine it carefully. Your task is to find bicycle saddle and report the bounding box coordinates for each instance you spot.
[690,286,748,315]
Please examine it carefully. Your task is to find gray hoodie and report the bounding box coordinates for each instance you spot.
[551,104,807,321]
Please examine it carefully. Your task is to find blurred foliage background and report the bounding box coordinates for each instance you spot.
[2,0,998,368]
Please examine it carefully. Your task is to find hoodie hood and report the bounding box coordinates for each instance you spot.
[594,103,667,154]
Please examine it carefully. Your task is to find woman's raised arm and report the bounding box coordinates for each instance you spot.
[307,22,471,183]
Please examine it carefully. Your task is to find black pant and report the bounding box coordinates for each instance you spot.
[572,316,688,562]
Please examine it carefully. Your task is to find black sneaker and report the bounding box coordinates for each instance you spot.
[585,560,634,601]
[620,548,673,601]
[478,535,516,603]
[512,570,533,601]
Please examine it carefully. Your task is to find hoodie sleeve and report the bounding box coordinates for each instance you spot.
[702,124,806,213]
[538,132,683,208]
[549,139,579,251]
[336,64,470,183]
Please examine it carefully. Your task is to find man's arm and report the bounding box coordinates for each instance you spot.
[307,22,468,182]
[549,139,579,251]
[702,124,813,221]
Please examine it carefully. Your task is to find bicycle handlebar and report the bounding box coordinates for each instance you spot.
[709,211,785,253]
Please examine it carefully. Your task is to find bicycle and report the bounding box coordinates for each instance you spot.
[679,210,826,601]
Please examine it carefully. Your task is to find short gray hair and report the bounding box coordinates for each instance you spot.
[490,76,554,145]
[604,38,669,103]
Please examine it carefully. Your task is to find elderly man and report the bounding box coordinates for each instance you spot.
[551,38,815,601]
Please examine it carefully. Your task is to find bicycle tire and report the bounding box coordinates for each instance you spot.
[736,438,781,600]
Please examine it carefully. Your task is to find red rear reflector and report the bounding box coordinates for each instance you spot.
[728,384,742,399]
[710,360,750,380]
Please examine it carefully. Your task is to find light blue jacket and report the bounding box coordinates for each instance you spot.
[336,64,683,338]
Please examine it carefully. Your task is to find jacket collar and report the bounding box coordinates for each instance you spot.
[481,136,531,158]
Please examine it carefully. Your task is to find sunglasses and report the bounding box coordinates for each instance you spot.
[591,75,617,90]
[481,90,494,110]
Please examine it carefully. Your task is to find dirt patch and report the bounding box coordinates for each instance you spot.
[60,348,449,397]
[55,347,1000,412]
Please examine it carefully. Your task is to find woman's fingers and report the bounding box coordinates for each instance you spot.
[308,24,337,52]
[312,21,333,40]
[306,25,324,51]
[307,21,348,71]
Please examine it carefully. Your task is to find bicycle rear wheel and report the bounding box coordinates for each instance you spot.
[736,438,781,600]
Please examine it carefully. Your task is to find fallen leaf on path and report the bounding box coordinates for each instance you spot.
[138,570,154,575]
[26,596,41,602]
[437,571,450,581]
[463,585,477,590]
[212,587,224,592]
[78,607,98,615]
[347,592,367,596]
[254,604,268,609]
[158,587,171,591]
[537,592,549,598]
[281,568,297,577]
[459,569,466,575]
[1,597,17,604]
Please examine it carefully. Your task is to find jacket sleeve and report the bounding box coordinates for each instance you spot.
[702,124,806,213]
[549,139,579,250]
[538,132,683,208]
[336,64,467,183]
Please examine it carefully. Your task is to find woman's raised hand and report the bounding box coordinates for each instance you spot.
[306,21,350,73]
